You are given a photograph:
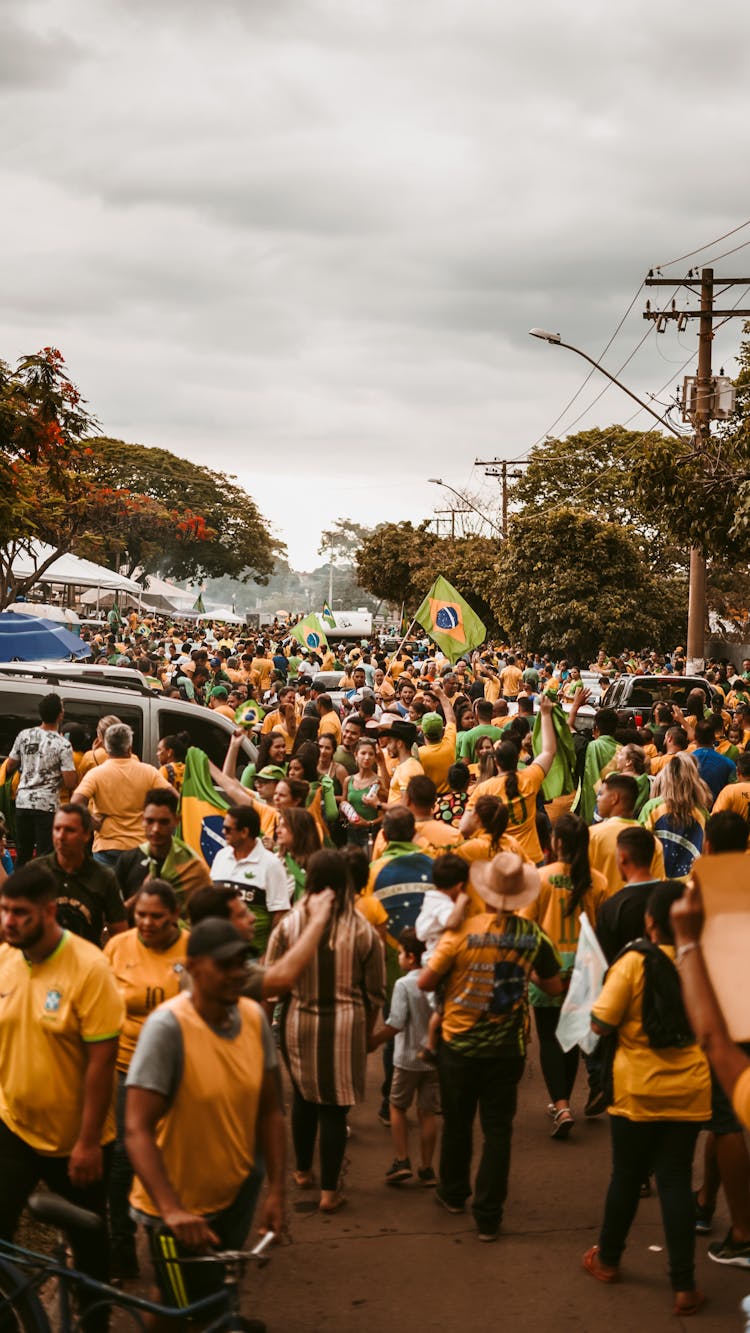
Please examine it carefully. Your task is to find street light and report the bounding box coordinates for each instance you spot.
[529,326,704,666]
[528,329,682,438]
[428,478,504,538]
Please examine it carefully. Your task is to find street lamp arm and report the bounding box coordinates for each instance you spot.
[529,330,683,440]
[428,479,504,537]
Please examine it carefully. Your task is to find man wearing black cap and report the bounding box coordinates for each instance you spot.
[125,918,284,1310]
[378,718,424,805]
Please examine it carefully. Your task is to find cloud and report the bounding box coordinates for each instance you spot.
[1,0,749,568]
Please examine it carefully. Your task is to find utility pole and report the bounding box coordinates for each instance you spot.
[431,508,459,538]
[474,457,532,537]
[644,267,750,671]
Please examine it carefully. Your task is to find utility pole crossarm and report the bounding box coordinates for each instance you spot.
[645,276,750,286]
[644,310,750,319]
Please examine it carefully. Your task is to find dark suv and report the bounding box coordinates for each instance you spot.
[600,675,720,727]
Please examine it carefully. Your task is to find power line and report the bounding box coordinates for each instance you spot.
[655,217,750,269]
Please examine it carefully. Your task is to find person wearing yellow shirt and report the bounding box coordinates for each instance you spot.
[377,718,424,804]
[418,687,457,795]
[71,722,174,867]
[125,918,285,1309]
[0,861,124,1313]
[260,685,298,754]
[588,775,665,899]
[521,814,608,1138]
[250,646,275,695]
[586,882,710,1315]
[712,750,750,819]
[499,655,524,701]
[104,880,189,1280]
[465,694,558,863]
[317,694,342,745]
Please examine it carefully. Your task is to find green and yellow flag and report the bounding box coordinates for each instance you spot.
[291,613,328,651]
[192,592,206,613]
[414,576,486,663]
[321,601,336,629]
[179,746,229,868]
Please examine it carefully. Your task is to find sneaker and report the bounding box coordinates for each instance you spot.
[693,1191,713,1236]
[546,1102,557,1119]
[550,1108,574,1140]
[417,1167,437,1188]
[477,1229,498,1243]
[708,1230,750,1268]
[435,1190,465,1214]
[385,1158,412,1184]
[377,1103,391,1127]
[584,1088,608,1118]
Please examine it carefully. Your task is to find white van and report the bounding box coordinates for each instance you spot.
[0,663,256,775]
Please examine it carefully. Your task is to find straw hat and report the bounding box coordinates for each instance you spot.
[469,851,540,913]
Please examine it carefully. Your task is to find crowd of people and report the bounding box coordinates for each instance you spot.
[1,616,750,1325]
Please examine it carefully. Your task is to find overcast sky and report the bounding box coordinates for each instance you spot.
[2,0,750,572]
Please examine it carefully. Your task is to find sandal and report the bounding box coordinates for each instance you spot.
[673,1291,705,1317]
[582,1246,620,1284]
[551,1108,574,1140]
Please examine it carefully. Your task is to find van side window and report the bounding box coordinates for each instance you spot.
[0,693,43,758]
[158,709,236,772]
[60,702,145,759]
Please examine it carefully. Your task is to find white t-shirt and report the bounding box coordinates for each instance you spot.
[9,727,76,812]
[210,842,291,913]
[415,888,456,962]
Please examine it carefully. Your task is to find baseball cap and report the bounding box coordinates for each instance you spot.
[210,656,222,667]
[256,764,287,781]
[421,711,444,741]
[186,918,251,962]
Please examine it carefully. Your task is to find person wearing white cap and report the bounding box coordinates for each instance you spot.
[419,852,562,1242]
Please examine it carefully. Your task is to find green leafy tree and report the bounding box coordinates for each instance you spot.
[82,438,281,584]
[493,506,687,659]
[355,521,501,630]
[318,518,372,563]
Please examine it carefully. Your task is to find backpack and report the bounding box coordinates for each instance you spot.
[599,938,694,1104]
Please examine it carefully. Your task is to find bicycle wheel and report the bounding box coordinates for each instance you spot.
[0,1258,50,1333]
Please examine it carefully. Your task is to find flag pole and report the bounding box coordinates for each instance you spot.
[383,616,418,681]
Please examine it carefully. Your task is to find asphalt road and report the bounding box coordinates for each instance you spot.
[244,1051,749,1333]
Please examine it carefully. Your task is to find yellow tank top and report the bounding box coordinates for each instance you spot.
[130,991,264,1217]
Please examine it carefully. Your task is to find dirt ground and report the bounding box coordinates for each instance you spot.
[242,1051,748,1333]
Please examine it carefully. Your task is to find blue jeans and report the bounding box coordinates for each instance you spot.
[93,849,124,869]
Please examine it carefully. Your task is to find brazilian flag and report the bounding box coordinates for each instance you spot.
[291,613,328,651]
[192,592,206,613]
[414,576,486,663]
[321,601,336,628]
[235,700,265,728]
[179,747,229,868]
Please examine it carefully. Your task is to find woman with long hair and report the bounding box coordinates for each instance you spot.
[342,737,384,848]
[266,850,386,1213]
[469,735,497,786]
[292,715,320,752]
[521,814,608,1138]
[455,795,531,882]
[639,752,711,877]
[276,806,322,901]
[317,733,349,793]
[288,743,319,785]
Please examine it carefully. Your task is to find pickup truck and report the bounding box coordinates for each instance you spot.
[599,675,721,727]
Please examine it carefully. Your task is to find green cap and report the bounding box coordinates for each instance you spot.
[421,711,444,740]
[256,765,286,782]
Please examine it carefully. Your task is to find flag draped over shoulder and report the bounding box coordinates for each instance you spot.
[532,705,577,801]
[291,613,328,651]
[179,747,229,868]
[321,602,336,628]
[414,576,486,663]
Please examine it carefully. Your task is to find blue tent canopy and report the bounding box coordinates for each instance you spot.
[0,613,92,662]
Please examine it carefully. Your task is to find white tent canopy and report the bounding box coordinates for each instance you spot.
[11,601,80,626]
[10,543,142,594]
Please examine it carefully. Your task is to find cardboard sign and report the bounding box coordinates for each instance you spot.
[693,853,750,1043]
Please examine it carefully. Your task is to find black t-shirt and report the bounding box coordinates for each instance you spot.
[35,853,127,946]
[596,880,662,964]
[116,847,164,900]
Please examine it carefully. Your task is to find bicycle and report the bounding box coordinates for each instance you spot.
[0,1192,273,1333]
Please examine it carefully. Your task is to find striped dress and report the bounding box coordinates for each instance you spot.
[266,902,386,1105]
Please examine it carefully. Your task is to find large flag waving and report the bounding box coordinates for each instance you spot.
[321,602,336,629]
[414,576,486,662]
[291,613,328,651]
[192,592,206,613]
[179,747,230,867]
